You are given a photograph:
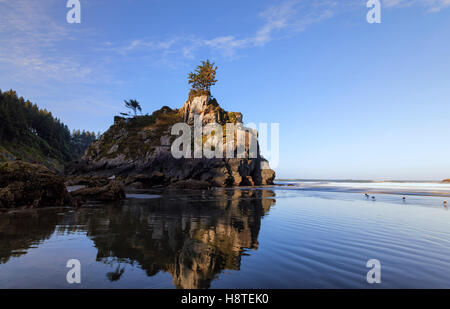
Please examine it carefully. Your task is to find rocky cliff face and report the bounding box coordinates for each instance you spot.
[68,95,275,187]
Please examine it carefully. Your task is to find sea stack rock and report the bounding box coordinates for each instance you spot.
[68,94,276,187]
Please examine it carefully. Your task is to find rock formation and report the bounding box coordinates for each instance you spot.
[70,181,125,201]
[0,161,72,209]
[0,161,127,210]
[68,94,276,187]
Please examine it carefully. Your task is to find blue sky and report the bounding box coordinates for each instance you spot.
[0,0,449,180]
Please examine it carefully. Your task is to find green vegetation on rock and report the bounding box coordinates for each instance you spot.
[188,59,218,93]
[69,60,276,187]
[88,106,183,161]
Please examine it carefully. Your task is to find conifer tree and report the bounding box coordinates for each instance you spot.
[188,60,218,93]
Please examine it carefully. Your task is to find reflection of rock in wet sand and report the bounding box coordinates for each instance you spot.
[0,189,275,289]
[85,189,276,289]
[0,209,67,264]
[167,190,275,289]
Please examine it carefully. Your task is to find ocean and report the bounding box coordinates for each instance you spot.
[1,181,450,288]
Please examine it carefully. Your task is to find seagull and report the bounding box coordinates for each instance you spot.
[108,175,116,180]
[365,194,369,198]
[371,196,376,200]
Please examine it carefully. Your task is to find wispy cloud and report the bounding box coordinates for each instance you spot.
[0,0,97,82]
[1,0,448,81]
[110,0,339,59]
[383,0,450,12]
[0,0,447,133]
[109,0,448,60]
[118,38,178,54]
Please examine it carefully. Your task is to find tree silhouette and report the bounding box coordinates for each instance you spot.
[106,264,125,282]
[124,99,142,116]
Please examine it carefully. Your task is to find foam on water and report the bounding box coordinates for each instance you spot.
[277,180,450,197]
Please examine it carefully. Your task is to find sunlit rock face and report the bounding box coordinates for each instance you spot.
[183,95,212,125]
[182,94,243,126]
[69,95,275,187]
[0,189,276,288]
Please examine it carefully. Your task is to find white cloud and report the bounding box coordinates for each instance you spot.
[127,0,445,59]
[255,0,302,45]
[383,0,450,12]
[120,39,178,53]
[112,0,339,59]
[0,0,96,82]
[1,0,448,82]
[198,0,338,56]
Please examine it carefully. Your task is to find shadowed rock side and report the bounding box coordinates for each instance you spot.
[0,161,126,210]
[70,181,125,201]
[0,161,73,210]
[0,189,276,288]
[67,95,276,187]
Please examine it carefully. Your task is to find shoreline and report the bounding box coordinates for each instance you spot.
[267,187,450,199]
[276,179,450,183]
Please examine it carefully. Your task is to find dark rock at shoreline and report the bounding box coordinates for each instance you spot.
[66,175,127,203]
[71,181,125,202]
[126,181,145,190]
[167,179,211,190]
[123,172,168,187]
[260,160,276,185]
[0,161,72,209]
[65,175,110,188]
[0,161,127,211]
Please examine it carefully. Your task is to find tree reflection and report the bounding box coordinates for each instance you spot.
[106,264,126,282]
[0,189,276,289]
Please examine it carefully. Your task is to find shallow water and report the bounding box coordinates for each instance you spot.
[277,180,450,196]
[1,186,450,289]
